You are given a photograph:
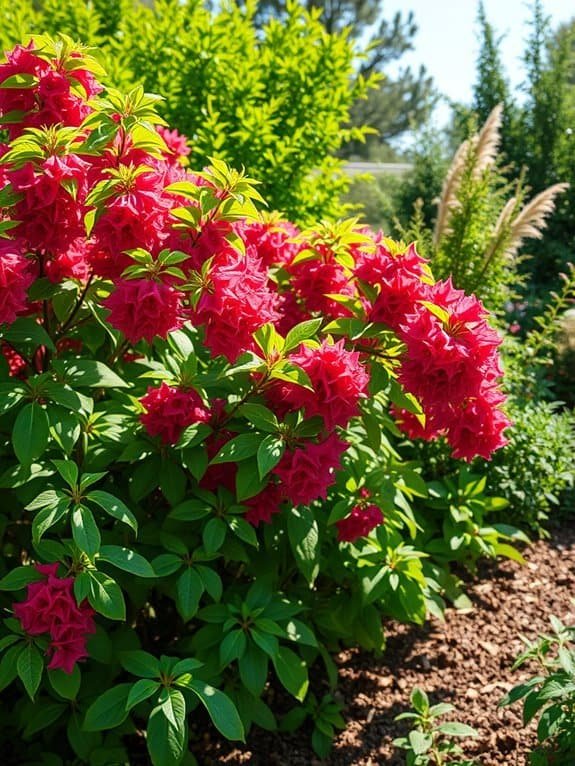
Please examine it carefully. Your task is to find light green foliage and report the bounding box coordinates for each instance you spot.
[500,615,575,763]
[0,0,372,222]
[393,687,478,766]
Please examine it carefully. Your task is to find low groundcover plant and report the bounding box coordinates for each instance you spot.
[0,36,513,765]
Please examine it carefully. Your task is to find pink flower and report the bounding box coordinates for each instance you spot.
[0,241,34,325]
[274,434,348,506]
[336,503,383,542]
[13,563,96,674]
[140,383,211,445]
[245,483,284,526]
[273,339,369,431]
[193,248,279,362]
[354,240,429,331]
[104,279,183,344]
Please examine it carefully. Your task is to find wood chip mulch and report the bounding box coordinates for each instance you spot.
[207,519,575,765]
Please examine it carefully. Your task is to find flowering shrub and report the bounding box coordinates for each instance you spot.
[0,37,516,765]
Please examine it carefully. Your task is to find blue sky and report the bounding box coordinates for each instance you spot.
[382,0,574,116]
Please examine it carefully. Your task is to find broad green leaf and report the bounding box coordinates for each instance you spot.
[48,665,81,700]
[0,644,23,691]
[71,505,101,557]
[220,629,247,666]
[283,318,322,352]
[120,650,160,679]
[12,403,50,466]
[408,729,432,755]
[147,690,187,766]
[127,678,160,711]
[52,459,79,488]
[60,359,128,388]
[98,546,156,578]
[32,498,70,543]
[202,517,226,554]
[86,571,126,620]
[0,566,44,591]
[272,647,308,702]
[3,317,55,351]
[83,684,132,731]
[86,490,138,533]
[257,434,285,479]
[287,507,320,585]
[186,679,245,741]
[238,641,268,697]
[210,433,262,464]
[176,568,204,621]
[238,404,279,433]
[17,643,43,700]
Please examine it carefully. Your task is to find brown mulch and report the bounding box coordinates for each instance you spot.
[205,519,575,765]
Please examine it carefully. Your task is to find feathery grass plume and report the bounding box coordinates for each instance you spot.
[506,182,569,258]
[432,138,470,247]
[433,104,503,248]
[472,103,503,178]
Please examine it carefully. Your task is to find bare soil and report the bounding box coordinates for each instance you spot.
[202,519,575,765]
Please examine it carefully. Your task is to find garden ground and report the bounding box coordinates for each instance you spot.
[211,518,575,765]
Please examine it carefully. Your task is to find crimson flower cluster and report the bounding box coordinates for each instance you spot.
[13,564,96,673]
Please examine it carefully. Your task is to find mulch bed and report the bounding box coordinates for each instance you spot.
[204,519,575,765]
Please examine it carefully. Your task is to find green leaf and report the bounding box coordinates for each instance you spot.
[45,383,83,412]
[408,729,432,755]
[151,554,183,577]
[71,505,101,557]
[0,644,22,691]
[437,722,478,738]
[86,490,138,533]
[83,684,132,731]
[210,433,262,464]
[238,641,268,697]
[176,568,204,622]
[17,643,43,700]
[235,458,266,501]
[187,679,245,741]
[257,434,285,479]
[167,499,212,522]
[61,359,128,388]
[3,317,55,351]
[203,517,227,554]
[48,665,81,700]
[98,545,156,578]
[120,650,160,679]
[127,678,161,711]
[410,687,429,713]
[32,498,70,543]
[228,516,258,547]
[86,570,126,620]
[0,382,25,416]
[0,566,44,591]
[147,690,187,766]
[52,459,79,488]
[12,403,50,466]
[284,318,322,352]
[220,629,247,666]
[287,507,320,585]
[272,647,309,702]
[238,404,279,433]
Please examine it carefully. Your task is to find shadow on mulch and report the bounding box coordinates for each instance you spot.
[206,518,575,766]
